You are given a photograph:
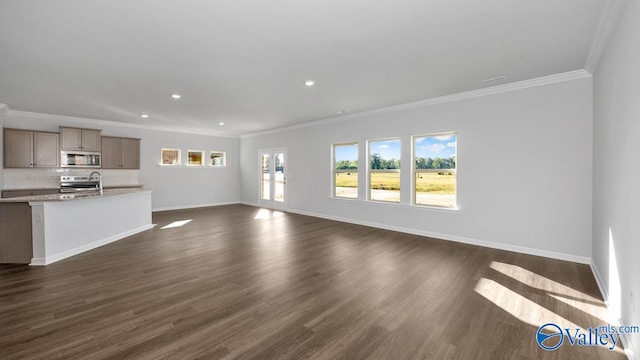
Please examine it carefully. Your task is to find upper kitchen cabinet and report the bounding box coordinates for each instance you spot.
[60,127,101,151]
[3,129,59,168]
[101,136,140,169]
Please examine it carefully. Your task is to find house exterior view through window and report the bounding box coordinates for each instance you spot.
[413,133,457,207]
[369,139,401,202]
[334,143,358,198]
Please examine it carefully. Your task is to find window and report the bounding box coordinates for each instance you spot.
[210,151,226,167]
[369,139,401,202]
[413,133,456,207]
[161,148,180,165]
[333,143,358,198]
[261,154,270,200]
[187,150,204,166]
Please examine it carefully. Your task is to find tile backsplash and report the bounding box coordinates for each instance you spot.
[3,168,141,189]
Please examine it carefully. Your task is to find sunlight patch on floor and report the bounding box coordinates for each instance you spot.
[254,208,285,220]
[489,261,603,304]
[161,219,192,229]
[475,277,582,329]
[548,294,608,323]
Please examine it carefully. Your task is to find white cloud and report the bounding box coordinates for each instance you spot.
[377,144,390,149]
[434,135,453,141]
[423,143,445,154]
[447,141,456,148]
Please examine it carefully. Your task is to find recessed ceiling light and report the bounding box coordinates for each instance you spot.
[304,80,315,87]
[170,93,181,99]
[218,122,225,126]
[140,114,149,118]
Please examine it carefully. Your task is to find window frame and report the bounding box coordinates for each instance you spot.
[367,137,401,203]
[186,150,205,166]
[160,148,181,166]
[210,151,226,167]
[412,132,457,208]
[332,142,359,199]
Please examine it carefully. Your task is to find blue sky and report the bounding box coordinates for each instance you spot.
[336,135,456,161]
[369,139,401,160]
[335,143,358,161]
[415,134,456,158]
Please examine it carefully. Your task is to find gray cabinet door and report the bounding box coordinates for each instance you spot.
[3,129,33,168]
[121,138,140,169]
[60,127,82,150]
[101,136,122,169]
[80,129,101,151]
[61,127,101,151]
[0,203,33,264]
[101,137,140,169]
[33,132,59,167]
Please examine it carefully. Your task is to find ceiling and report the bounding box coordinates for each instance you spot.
[0,0,606,137]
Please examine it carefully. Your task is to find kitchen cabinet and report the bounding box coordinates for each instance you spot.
[60,127,101,151]
[2,189,60,199]
[0,203,33,264]
[101,136,140,169]
[3,128,59,168]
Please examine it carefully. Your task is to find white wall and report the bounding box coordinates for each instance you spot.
[592,0,640,357]
[2,111,241,210]
[241,77,594,262]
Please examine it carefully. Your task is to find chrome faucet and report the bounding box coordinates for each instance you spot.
[88,171,103,194]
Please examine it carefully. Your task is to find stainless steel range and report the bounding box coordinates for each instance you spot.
[60,172,102,194]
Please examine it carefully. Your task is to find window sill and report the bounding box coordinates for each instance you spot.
[330,196,460,212]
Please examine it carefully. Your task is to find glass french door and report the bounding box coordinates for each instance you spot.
[259,149,287,209]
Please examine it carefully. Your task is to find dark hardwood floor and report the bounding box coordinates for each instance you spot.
[0,204,626,359]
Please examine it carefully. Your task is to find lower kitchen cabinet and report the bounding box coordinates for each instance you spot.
[0,203,33,264]
[1,189,60,199]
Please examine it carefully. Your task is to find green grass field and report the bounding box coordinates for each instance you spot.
[335,172,455,194]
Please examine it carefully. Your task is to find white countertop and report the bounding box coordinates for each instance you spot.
[0,188,152,203]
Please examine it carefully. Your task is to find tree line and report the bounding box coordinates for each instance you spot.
[415,156,455,169]
[336,154,455,170]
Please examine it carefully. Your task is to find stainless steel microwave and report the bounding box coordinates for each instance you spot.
[60,151,101,168]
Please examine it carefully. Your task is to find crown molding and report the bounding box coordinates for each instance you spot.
[585,0,625,74]
[241,69,592,139]
[4,109,240,139]
[4,69,591,141]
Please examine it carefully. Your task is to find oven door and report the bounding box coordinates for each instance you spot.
[60,181,100,193]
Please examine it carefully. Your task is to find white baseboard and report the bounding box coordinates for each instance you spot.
[30,224,154,266]
[29,257,46,266]
[286,208,591,264]
[153,201,240,212]
[239,201,260,207]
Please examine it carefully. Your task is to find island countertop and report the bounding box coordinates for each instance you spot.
[0,188,152,203]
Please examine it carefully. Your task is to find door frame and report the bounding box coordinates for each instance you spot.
[258,148,287,210]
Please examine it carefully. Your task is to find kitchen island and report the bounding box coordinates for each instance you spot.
[0,189,153,265]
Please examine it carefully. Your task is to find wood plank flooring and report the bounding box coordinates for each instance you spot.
[0,204,627,359]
